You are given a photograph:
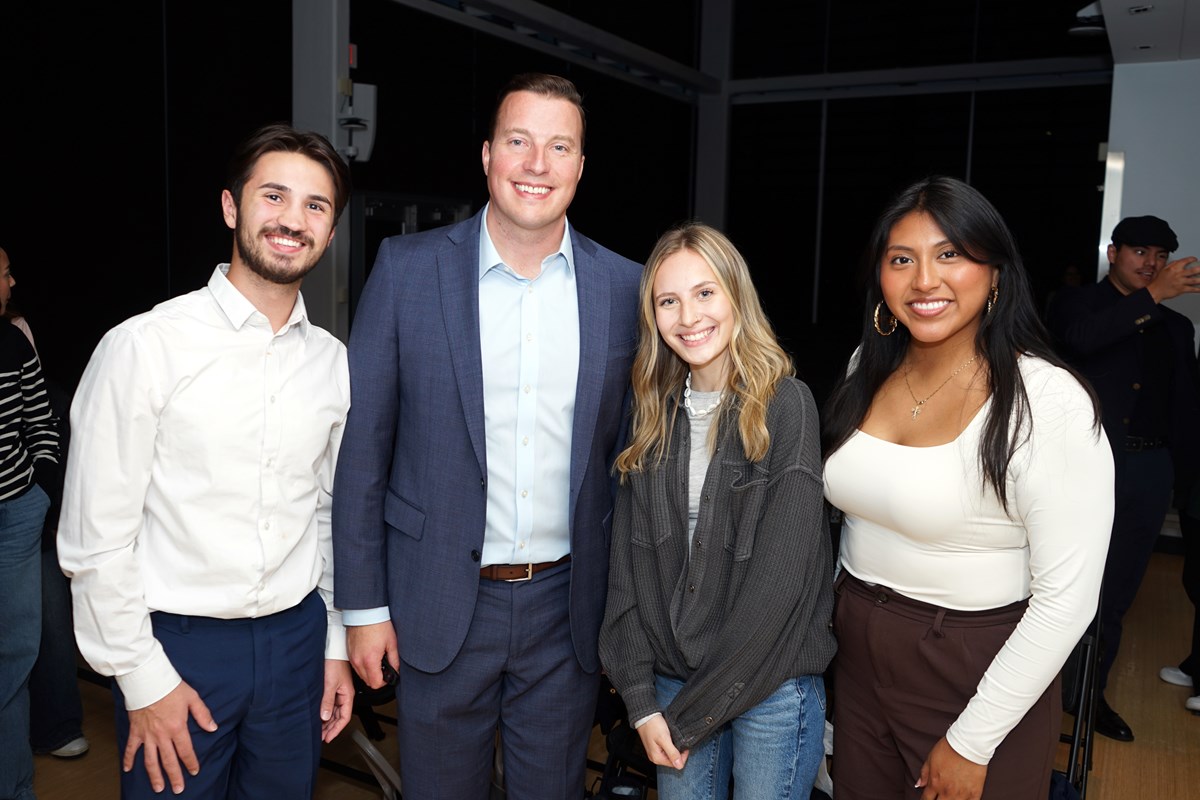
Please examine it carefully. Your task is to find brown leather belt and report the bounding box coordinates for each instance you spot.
[479,554,571,582]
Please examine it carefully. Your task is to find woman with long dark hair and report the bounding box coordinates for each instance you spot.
[601,223,836,799]
[823,176,1112,799]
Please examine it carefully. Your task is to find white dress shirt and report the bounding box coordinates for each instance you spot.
[59,265,349,710]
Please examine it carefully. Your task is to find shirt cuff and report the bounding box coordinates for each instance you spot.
[325,608,349,661]
[114,646,183,711]
[633,712,662,729]
[343,606,391,626]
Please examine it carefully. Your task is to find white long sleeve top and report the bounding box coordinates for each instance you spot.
[58,265,349,710]
[824,355,1113,764]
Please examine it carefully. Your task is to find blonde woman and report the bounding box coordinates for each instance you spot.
[600,222,836,800]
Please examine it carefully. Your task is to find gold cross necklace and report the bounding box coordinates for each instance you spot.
[902,354,978,420]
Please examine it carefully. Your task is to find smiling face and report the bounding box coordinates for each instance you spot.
[221,150,337,286]
[481,90,585,243]
[652,248,734,391]
[1107,243,1169,295]
[880,211,997,351]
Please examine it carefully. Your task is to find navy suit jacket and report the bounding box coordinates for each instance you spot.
[332,211,642,673]
[1047,277,1200,496]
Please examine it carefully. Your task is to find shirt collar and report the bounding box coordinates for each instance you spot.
[477,203,575,281]
[209,264,311,338]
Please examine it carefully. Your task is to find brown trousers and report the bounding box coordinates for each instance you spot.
[831,573,1060,799]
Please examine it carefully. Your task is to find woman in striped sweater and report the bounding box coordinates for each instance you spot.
[0,245,61,800]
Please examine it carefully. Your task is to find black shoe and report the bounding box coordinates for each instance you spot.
[1094,698,1134,742]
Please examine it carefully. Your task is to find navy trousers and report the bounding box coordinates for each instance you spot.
[395,562,600,800]
[113,591,326,799]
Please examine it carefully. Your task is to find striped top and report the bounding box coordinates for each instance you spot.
[0,321,59,501]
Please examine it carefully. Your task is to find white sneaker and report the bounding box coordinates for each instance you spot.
[1186,695,1200,714]
[48,736,89,758]
[1160,666,1193,687]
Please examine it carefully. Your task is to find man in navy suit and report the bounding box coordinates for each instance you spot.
[1048,215,1200,742]
[332,73,642,798]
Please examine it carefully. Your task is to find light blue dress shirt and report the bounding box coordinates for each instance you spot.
[343,209,581,626]
[477,207,580,567]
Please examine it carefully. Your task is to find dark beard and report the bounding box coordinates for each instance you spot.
[235,222,321,286]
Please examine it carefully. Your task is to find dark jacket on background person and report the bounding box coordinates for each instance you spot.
[600,377,836,750]
[1048,278,1200,498]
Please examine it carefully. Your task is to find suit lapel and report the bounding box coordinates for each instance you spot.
[438,214,488,477]
[569,230,612,524]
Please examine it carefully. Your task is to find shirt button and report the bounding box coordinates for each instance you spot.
[526,333,533,342]
[471,549,481,562]
[270,395,276,403]
[689,584,696,593]
[521,490,529,498]
[527,287,534,295]
[522,436,529,446]
[263,521,271,530]
[704,716,714,725]
[519,541,526,550]
[523,385,531,394]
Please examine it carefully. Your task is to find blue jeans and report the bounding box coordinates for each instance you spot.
[654,672,827,800]
[0,486,51,800]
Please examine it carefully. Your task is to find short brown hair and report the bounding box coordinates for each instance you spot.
[227,123,352,222]
[488,73,586,151]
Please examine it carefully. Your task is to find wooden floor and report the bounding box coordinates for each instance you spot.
[32,550,1200,799]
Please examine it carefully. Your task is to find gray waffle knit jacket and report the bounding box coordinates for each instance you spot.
[599,377,837,749]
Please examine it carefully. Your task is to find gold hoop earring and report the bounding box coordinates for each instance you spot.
[874,301,897,336]
[987,284,999,314]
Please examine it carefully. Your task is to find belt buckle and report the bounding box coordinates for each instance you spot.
[505,563,534,582]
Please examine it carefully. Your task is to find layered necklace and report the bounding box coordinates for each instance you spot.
[683,372,723,417]
[902,354,978,420]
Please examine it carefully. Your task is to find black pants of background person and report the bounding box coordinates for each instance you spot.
[1175,509,1200,693]
[29,545,85,753]
[1099,448,1174,697]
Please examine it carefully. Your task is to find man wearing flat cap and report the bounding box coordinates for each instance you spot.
[1049,215,1200,741]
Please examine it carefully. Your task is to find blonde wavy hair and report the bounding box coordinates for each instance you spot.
[615,222,793,477]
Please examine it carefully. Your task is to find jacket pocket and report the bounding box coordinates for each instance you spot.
[384,490,426,541]
[723,462,769,560]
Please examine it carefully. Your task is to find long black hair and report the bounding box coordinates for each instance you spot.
[821,175,1098,510]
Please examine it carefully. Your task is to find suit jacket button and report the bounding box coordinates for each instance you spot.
[471,550,481,562]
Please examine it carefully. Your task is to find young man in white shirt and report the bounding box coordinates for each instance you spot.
[59,124,354,798]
